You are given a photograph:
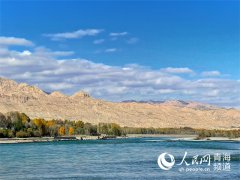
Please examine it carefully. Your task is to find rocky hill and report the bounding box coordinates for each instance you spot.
[0,77,239,129]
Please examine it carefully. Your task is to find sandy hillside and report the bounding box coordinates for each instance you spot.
[0,77,239,129]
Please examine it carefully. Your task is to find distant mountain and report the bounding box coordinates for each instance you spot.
[122,100,165,104]
[121,100,218,110]
[0,77,239,129]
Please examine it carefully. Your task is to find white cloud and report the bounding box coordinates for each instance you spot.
[105,48,117,53]
[201,71,221,77]
[127,37,139,44]
[0,38,239,107]
[205,89,220,97]
[162,67,194,74]
[19,50,32,56]
[44,29,103,40]
[51,51,74,56]
[93,39,105,44]
[0,37,34,46]
[45,82,74,90]
[109,32,128,36]
[34,47,74,57]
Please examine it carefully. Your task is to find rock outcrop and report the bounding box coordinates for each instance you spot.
[0,77,239,129]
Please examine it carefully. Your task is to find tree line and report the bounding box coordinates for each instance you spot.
[0,111,123,138]
[0,111,239,139]
[121,126,240,139]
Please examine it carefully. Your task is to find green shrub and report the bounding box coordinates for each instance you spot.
[16,131,30,138]
[0,129,8,138]
[7,130,15,138]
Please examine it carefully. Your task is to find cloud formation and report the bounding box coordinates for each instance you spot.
[0,37,239,107]
[162,67,194,74]
[105,48,117,53]
[127,37,139,44]
[201,71,221,77]
[0,37,34,46]
[109,32,128,36]
[93,39,105,44]
[44,29,103,40]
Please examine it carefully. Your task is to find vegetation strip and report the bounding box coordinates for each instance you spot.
[0,112,239,139]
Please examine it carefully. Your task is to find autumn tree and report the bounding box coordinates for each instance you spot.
[20,113,31,124]
[69,127,74,135]
[33,118,46,136]
[46,120,55,127]
[58,126,66,136]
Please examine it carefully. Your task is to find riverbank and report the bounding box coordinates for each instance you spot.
[0,137,55,144]
[0,135,127,144]
[1,134,238,143]
[0,134,239,144]
[128,134,240,141]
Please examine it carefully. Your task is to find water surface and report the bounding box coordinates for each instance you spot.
[0,137,239,179]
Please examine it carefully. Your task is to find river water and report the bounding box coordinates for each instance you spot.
[0,137,239,179]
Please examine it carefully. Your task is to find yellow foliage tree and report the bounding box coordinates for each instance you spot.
[58,126,66,136]
[69,127,74,135]
[20,113,30,124]
[46,120,55,127]
[33,118,45,128]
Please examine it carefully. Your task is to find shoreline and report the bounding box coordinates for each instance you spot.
[0,134,239,144]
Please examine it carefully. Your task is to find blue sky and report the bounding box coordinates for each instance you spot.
[0,0,239,107]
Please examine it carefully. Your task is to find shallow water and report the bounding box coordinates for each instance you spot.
[0,137,239,179]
